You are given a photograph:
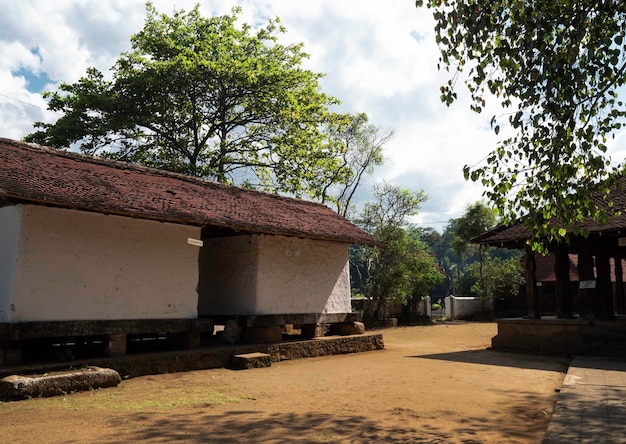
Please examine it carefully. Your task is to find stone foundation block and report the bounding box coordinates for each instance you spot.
[107,334,127,357]
[301,324,325,338]
[242,326,283,344]
[221,319,242,344]
[0,366,122,400]
[330,322,366,336]
[231,352,272,370]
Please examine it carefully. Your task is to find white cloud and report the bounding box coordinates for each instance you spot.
[0,0,498,231]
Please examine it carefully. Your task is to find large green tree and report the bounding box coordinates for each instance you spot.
[466,256,524,312]
[352,184,444,323]
[417,1,626,244]
[26,4,341,197]
[446,202,522,310]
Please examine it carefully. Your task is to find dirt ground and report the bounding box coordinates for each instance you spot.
[1,322,569,443]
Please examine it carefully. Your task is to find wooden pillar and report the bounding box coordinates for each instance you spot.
[614,250,625,314]
[577,241,595,318]
[554,244,573,318]
[524,244,540,318]
[595,240,614,320]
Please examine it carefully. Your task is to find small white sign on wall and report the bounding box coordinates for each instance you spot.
[579,280,596,289]
[187,238,204,247]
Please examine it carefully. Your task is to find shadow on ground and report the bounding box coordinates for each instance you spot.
[89,394,557,444]
[410,349,570,372]
[98,410,448,443]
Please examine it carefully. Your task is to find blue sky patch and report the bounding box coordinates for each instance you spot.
[12,47,53,93]
[13,67,53,93]
[410,30,424,43]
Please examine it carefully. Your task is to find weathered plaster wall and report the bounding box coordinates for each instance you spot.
[197,234,351,316]
[256,235,351,314]
[197,235,259,316]
[0,206,21,322]
[9,205,200,322]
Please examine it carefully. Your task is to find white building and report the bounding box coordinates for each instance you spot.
[0,138,376,366]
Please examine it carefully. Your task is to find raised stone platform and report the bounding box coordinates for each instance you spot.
[0,318,214,367]
[0,332,384,380]
[492,316,626,355]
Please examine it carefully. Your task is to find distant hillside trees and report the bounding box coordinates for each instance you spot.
[419,202,523,312]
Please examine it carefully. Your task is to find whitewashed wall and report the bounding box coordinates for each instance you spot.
[6,205,200,322]
[197,234,259,315]
[0,206,21,322]
[198,234,351,316]
[256,235,351,314]
[445,296,482,320]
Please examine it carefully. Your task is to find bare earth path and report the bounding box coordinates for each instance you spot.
[1,323,569,443]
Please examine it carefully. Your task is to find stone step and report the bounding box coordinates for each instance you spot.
[231,352,272,370]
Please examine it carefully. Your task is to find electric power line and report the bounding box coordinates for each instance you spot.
[0,92,60,114]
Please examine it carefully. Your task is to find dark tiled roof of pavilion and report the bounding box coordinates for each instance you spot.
[0,138,378,246]
[472,177,626,247]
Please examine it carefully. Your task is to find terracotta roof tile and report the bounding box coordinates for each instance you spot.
[0,138,378,246]
[472,177,626,246]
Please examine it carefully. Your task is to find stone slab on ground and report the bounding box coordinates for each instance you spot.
[231,352,272,369]
[0,366,122,400]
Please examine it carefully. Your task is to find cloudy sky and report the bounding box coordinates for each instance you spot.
[0,0,509,231]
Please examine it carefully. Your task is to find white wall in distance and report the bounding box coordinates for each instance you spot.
[10,205,201,322]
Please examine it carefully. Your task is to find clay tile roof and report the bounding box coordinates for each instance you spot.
[0,138,378,246]
[472,177,626,247]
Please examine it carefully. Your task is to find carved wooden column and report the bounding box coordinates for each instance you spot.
[614,249,625,314]
[554,243,573,318]
[524,244,540,318]
[595,239,615,320]
[577,241,595,318]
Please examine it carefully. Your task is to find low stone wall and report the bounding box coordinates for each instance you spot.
[445,296,482,320]
[269,332,384,361]
[0,333,384,380]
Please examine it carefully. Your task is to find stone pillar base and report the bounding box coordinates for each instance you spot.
[107,334,127,357]
[330,321,365,336]
[301,324,325,338]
